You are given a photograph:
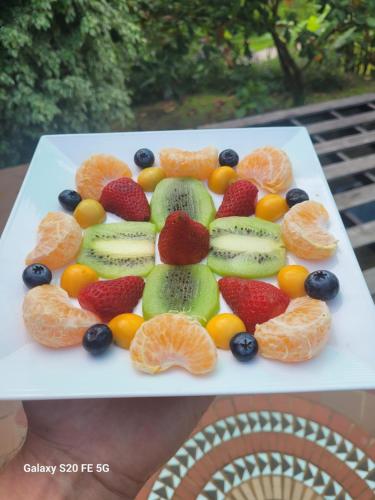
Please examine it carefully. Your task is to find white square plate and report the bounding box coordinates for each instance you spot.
[1,128,374,400]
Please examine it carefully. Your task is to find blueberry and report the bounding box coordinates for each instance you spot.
[58,190,82,211]
[304,270,339,301]
[230,332,258,362]
[22,264,52,288]
[219,149,239,167]
[286,188,309,208]
[134,148,155,168]
[83,324,113,355]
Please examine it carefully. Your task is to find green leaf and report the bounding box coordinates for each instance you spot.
[306,15,320,32]
[332,27,357,49]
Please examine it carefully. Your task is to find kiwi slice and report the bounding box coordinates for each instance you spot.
[150,177,215,231]
[77,222,156,279]
[142,264,219,324]
[208,216,286,278]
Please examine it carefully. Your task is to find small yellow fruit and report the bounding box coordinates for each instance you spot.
[208,167,237,194]
[137,167,166,192]
[108,313,144,349]
[73,199,106,228]
[206,313,246,350]
[277,264,309,298]
[255,194,288,222]
[60,264,98,298]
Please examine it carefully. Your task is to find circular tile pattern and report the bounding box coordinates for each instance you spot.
[199,453,350,499]
[148,397,375,499]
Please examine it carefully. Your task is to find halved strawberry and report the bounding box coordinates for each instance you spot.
[78,276,144,322]
[100,177,150,221]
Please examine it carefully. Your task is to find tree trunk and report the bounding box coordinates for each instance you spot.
[270,28,305,105]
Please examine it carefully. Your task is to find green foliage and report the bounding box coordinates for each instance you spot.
[0,0,143,166]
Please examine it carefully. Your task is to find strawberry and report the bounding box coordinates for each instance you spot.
[100,177,150,221]
[78,276,144,322]
[158,211,209,265]
[216,179,258,218]
[219,277,289,332]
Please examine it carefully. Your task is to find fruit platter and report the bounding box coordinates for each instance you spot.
[0,127,374,399]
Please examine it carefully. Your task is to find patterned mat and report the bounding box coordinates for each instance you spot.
[141,395,375,500]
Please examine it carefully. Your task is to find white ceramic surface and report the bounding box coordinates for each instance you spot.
[0,127,374,399]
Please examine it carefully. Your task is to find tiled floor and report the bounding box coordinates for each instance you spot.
[137,392,375,499]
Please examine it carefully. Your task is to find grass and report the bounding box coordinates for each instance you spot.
[250,34,273,52]
[134,75,374,131]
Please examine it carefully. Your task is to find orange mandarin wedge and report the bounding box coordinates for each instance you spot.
[130,313,217,375]
[159,146,218,180]
[23,285,100,348]
[25,212,82,270]
[237,146,293,193]
[76,154,131,200]
[282,200,337,260]
[254,296,331,362]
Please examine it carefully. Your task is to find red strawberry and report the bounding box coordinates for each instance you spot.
[216,179,258,218]
[100,177,150,221]
[219,277,289,332]
[158,211,209,265]
[78,276,144,322]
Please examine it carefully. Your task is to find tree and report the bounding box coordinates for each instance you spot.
[0,0,143,166]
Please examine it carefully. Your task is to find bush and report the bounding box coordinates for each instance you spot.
[0,1,143,166]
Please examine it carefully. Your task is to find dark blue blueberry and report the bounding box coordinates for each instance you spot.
[83,324,113,355]
[230,332,258,362]
[304,270,339,301]
[22,264,52,288]
[58,190,82,211]
[286,188,309,208]
[218,149,239,167]
[134,148,155,168]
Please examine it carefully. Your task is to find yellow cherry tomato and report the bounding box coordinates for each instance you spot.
[277,264,309,298]
[208,167,237,194]
[206,313,246,350]
[73,199,106,228]
[60,263,98,298]
[137,167,166,192]
[255,194,288,222]
[108,313,144,349]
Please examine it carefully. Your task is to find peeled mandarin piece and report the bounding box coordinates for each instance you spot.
[160,146,218,180]
[130,313,217,374]
[254,296,331,362]
[23,285,100,348]
[237,146,293,193]
[281,200,337,260]
[76,154,131,200]
[25,212,82,270]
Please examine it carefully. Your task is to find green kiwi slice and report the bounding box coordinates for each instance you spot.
[77,222,156,278]
[150,177,215,231]
[142,264,219,324]
[208,216,286,278]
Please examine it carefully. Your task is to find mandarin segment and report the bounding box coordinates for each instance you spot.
[237,146,293,193]
[76,154,131,200]
[159,146,218,180]
[25,212,82,269]
[23,285,100,348]
[254,296,331,362]
[281,200,337,260]
[130,313,217,375]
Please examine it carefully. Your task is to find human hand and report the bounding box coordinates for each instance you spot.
[0,396,213,499]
